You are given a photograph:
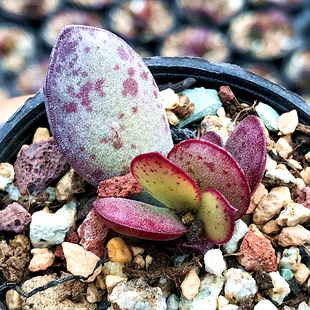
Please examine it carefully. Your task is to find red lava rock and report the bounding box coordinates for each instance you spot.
[0,202,31,233]
[77,208,110,258]
[97,173,143,198]
[14,137,69,195]
[295,186,310,209]
[54,232,79,261]
[237,231,278,272]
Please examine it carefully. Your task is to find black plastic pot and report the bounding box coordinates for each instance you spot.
[1,56,310,166]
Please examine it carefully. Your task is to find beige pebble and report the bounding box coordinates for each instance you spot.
[275,138,293,159]
[292,178,306,198]
[9,234,31,250]
[182,212,195,225]
[254,292,265,303]
[217,295,229,309]
[267,137,275,152]
[0,162,14,180]
[293,263,310,285]
[105,275,127,294]
[305,151,310,162]
[253,192,283,225]
[129,245,144,257]
[16,144,28,157]
[145,255,153,270]
[96,272,106,291]
[217,107,226,118]
[133,254,145,269]
[300,167,310,185]
[248,224,264,238]
[180,268,200,301]
[287,159,303,171]
[86,282,99,304]
[32,127,50,142]
[62,242,102,282]
[247,184,267,214]
[265,158,277,171]
[6,289,22,310]
[262,220,280,235]
[166,110,179,126]
[270,186,291,206]
[278,226,310,247]
[160,88,179,110]
[277,110,298,135]
[276,202,310,227]
[28,248,55,272]
[276,164,288,171]
[106,237,132,263]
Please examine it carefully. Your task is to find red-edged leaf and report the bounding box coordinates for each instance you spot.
[131,152,202,213]
[225,115,267,195]
[93,197,187,241]
[168,139,250,219]
[197,188,236,244]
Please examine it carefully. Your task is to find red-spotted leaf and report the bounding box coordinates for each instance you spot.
[93,197,187,241]
[200,131,224,147]
[197,188,236,244]
[168,139,250,219]
[225,115,267,195]
[131,152,202,213]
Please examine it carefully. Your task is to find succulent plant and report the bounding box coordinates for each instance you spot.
[43,25,173,187]
[94,115,267,247]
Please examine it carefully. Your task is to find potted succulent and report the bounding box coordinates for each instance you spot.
[1,25,310,309]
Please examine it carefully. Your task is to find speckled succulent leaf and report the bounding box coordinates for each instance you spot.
[225,115,267,195]
[200,131,224,147]
[131,152,202,213]
[197,188,236,244]
[43,25,173,187]
[168,139,251,219]
[93,197,187,241]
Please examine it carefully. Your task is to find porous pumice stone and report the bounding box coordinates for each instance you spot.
[44,25,173,186]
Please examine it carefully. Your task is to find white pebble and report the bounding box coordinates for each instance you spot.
[268,271,291,305]
[254,299,278,310]
[204,249,226,276]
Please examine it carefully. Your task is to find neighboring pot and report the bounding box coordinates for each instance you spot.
[1,56,310,165]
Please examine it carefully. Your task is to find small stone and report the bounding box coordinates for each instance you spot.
[301,167,310,185]
[280,268,294,281]
[262,220,280,235]
[247,183,267,214]
[54,231,79,261]
[167,294,179,310]
[287,159,303,170]
[55,167,86,201]
[179,273,224,310]
[277,110,298,135]
[106,275,127,294]
[14,137,69,195]
[293,263,310,285]
[145,255,153,270]
[181,268,200,300]
[223,219,249,254]
[295,186,310,209]
[220,305,238,310]
[28,248,55,272]
[160,88,179,110]
[264,169,296,187]
[102,261,127,278]
[156,277,175,298]
[170,126,195,144]
[270,186,291,206]
[237,231,278,272]
[0,202,31,233]
[278,226,310,247]
[97,173,143,199]
[0,162,14,190]
[106,237,132,263]
[32,127,50,142]
[174,97,195,119]
[254,299,278,310]
[248,223,265,238]
[292,178,306,199]
[306,151,310,162]
[77,208,110,258]
[62,242,102,282]
[298,302,310,310]
[133,254,145,269]
[110,278,166,310]
[86,282,98,304]
[6,289,22,310]
[217,107,226,118]
[255,102,280,131]
[182,212,195,225]
[166,110,180,126]
[275,137,293,159]
[178,88,222,128]
[217,295,229,309]
[265,157,277,171]
[204,248,226,276]
[276,164,289,171]
[253,192,283,225]
[268,271,291,305]
[9,234,31,250]
[96,272,106,291]
[129,246,144,257]
[276,202,310,227]
[224,268,258,305]
[280,247,301,272]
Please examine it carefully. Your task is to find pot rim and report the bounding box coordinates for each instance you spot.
[1,56,309,163]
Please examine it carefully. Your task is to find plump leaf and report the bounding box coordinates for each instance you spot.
[131,152,202,213]
[168,139,250,219]
[44,25,173,187]
[93,197,187,241]
[200,131,224,147]
[225,115,267,195]
[197,188,236,244]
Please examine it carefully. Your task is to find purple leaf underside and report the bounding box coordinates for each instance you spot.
[93,197,187,241]
[168,139,251,219]
[131,152,202,213]
[200,131,224,147]
[225,115,267,195]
